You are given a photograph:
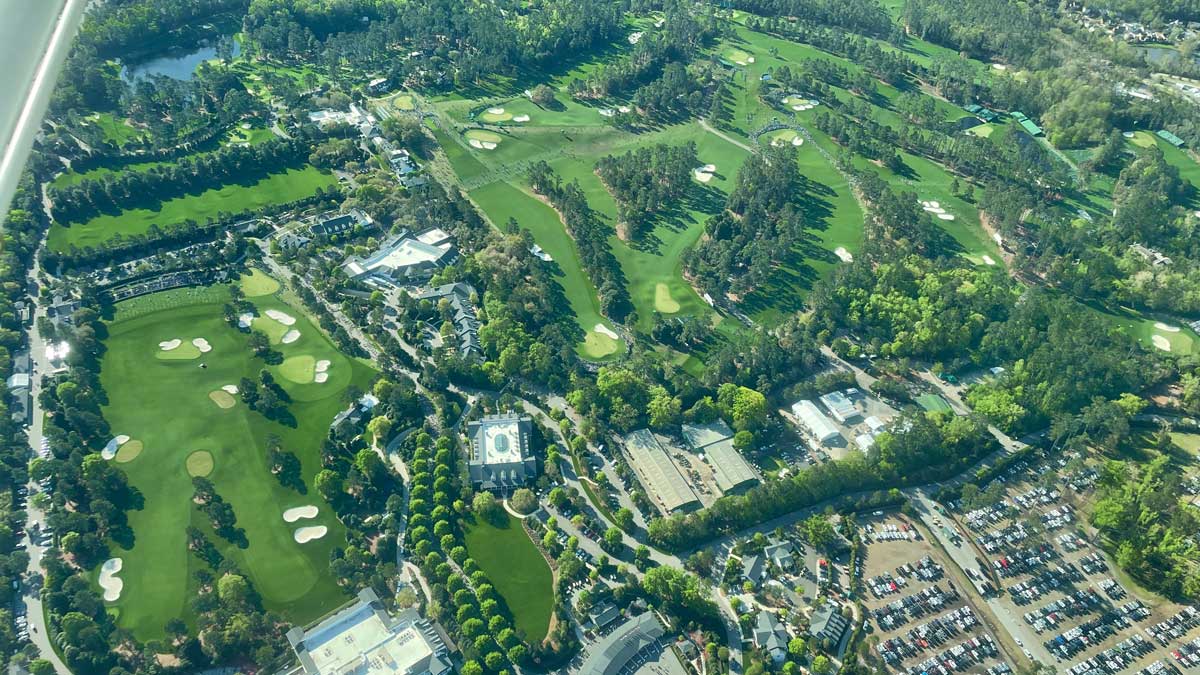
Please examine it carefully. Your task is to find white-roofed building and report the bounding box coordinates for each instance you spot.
[624,430,700,514]
[286,588,450,675]
[342,229,457,285]
[864,415,886,433]
[819,390,860,423]
[467,413,536,491]
[790,400,842,444]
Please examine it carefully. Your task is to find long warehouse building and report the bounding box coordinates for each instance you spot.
[623,429,701,514]
[791,400,842,444]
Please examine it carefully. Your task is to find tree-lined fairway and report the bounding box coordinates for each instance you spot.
[463,513,553,642]
[469,180,623,359]
[48,165,337,252]
[97,278,375,640]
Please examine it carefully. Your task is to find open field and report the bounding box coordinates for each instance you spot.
[96,277,375,640]
[463,513,554,643]
[48,165,336,251]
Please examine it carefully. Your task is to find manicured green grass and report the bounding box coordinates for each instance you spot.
[1084,302,1200,355]
[49,166,336,252]
[98,280,375,641]
[90,112,145,146]
[916,394,953,414]
[468,180,623,359]
[240,269,280,297]
[463,513,553,643]
[432,126,489,183]
[1172,433,1200,456]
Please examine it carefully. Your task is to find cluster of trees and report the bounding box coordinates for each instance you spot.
[735,0,898,39]
[595,143,698,240]
[528,162,633,321]
[266,435,305,493]
[649,411,997,550]
[685,146,816,298]
[1092,456,1200,600]
[192,477,248,547]
[243,0,623,88]
[239,370,294,424]
[49,138,311,224]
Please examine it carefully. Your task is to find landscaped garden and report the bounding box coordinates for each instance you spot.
[463,512,554,643]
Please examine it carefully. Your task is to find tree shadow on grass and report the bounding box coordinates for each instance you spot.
[625,182,726,256]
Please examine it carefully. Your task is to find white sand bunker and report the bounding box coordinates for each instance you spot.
[192,338,212,353]
[481,141,497,150]
[238,313,253,329]
[982,255,996,266]
[702,164,716,172]
[221,384,239,395]
[694,170,714,183]
[487,107,505,115]
[314,373,329,383]
[281,329,301,344]
[469,138,484,148]
[101,435,131,460]
[283,505,319,522]
[792,136,804,146]
[594,323,619,340]
[158,339,182,351]
[618,106,631,114]
[265,309,296,326]
[314,359,331,383]
[834,247,853,263]
[736,60,748,66]
[599,108,615,117]
[1155,322,1181,332]
[1152,335,1172,351]
[294,525,329,543]
[747,56,756,63]
[98,558,123,602]
[315,359,331,372]
[513,114,530,122]
[937,213,956,221]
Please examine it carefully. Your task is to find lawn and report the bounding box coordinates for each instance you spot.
[49,165,336,252]
[468,180,623,359]
[463,513,554,643]
[1083,301,1200,355]
[97,277,376,641]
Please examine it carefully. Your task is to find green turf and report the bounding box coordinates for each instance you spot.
[98,281,375,641]
[49,166,337,252]
[241,269,280,297]
[90,112,145,146]
[155,342,201,360]
[463,512,553,642]
[916,394,953,414]
[1084,302,1200,355]
[468,180,623,359]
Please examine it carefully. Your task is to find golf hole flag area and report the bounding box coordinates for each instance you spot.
[95,273,375,641]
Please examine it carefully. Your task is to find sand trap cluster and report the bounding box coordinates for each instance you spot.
[618,105,631,114]
[102,435,131,460]
[694,163,717,183]
[599,108,615,117]
[594,323,619,340]
[314,359,331,384]
[1155,322,1181,332]
[486,107,505,115]
[1153,335,1172,351]
[982,255,996,266]
[265,309,296,326]
[281,329,301,344]
[629,31,643,44]
[920,200,956,221]
[192,338,212,353]
[238,313,253,329]
[512,114,530,122]
[834,247,854,263]
[468,138,498,150]
[283,505,319,523]
[221,384,239,395]
[98,558,124,602]
[294,525,329,543]
[158,339,182,351]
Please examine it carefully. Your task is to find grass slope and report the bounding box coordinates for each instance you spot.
[463,513,553,642]
[49,166,336,252]
[98,279,375,640]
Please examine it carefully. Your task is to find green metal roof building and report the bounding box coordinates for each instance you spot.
[1010,111,1043,136]
[1157,129,1185,147]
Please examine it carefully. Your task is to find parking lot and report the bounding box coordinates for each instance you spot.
[861,513,1011,674]
[945,451,1200,675]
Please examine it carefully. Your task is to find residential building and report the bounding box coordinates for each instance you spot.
[623,430,701,514]
[415,282,481,359]
[467,413,536,491]
[580,613,669,675]
[368,77,390,95]
[743,554,767,585]
[332,393,380,433]
[286,588,450,675]
[311,209,372,238]
[764,541,796,571]
[753,611,789,665]
[809,603,850,649]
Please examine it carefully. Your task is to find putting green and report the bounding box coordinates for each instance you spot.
[968,123,995,138]
[478,107,513,123]
[240,269,280,297]
[208,390,237,409]
[253,315,290,344]
[1129,131,1157,148]
[655,283,681,313]
[115,440,143,463]
[724,47,753,64]
[156,342,201,360]
[279,355,316,383]
[392,94,415,111]
[465,128,504,150]
[582,330,620,359]
[762,129,803,147]
[186,451,214,477]
[98,280,375,641]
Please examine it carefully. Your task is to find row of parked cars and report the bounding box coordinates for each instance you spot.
[1008,563,1086,605]
[1024,589,1106,634]
[1044,603,1152,660]
[900,635,1000,675]
[873,583,961,631]
[993,543,1061,579]
[1063,633,1156,675]
[1146,607,1200,646]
